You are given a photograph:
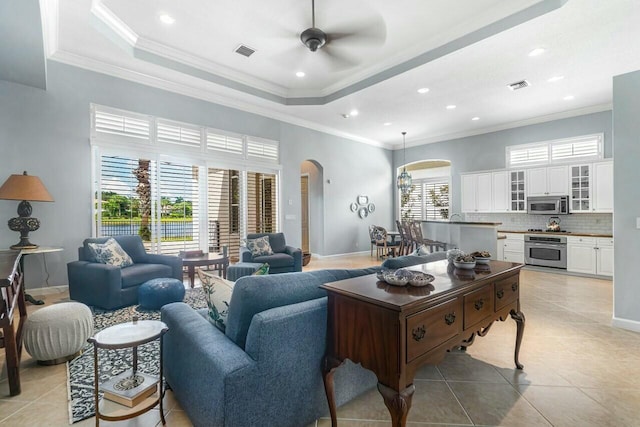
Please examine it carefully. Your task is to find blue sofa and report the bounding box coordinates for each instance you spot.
[67,235,182,309]
[239,232,302,274]
[161,268,380,427]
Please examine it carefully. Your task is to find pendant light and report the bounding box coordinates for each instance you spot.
[396,131,412,194]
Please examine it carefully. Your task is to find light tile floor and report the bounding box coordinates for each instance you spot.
[1,253,637,426]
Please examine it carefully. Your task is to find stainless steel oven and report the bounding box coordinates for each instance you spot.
[524,235,567,269]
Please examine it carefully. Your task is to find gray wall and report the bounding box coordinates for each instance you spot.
[0,60,393,289]
[612,70,640,328]
[394,111,613,217]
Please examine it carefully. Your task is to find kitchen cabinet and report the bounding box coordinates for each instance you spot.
[492,171,508,212]
[593,161,613,212]
[500,233,524,263]
[461,173,492,213]
[569,161,613,213]
[509,170,527,212]
[527,166,569,197]
[567,236,613,276]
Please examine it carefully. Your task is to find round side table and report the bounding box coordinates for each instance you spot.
[88,318,168,426]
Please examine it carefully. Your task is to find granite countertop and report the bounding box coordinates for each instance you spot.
[497,234,507,240]
[422,220,502,226]
[498,230,613,238]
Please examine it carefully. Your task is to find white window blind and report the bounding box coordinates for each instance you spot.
[508,145,549,166]
[247,172,278,233]
[424,180,450,220]
[206,130,243,155]
[157,120,201,149]
[247,138,279,163]
[93,110,150,142]
[207,168,241,260]
[551,135,602,162]
[400,184,423,222]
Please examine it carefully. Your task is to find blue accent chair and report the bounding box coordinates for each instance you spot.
[161,268,382,427]
[67,235,182,309]
[239,232,302,274]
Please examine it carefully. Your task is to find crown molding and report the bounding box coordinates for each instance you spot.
[48,50,388,149]
[390,103,612,150]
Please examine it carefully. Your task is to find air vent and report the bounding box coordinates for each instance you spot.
[234,44,256,57]
[508,80,530,91]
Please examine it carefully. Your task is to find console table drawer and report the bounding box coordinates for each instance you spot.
[406,298,462,362]
[463,286,494,329]
[494,276,519,311]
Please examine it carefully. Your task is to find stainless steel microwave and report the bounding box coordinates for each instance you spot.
[527,195,569,215]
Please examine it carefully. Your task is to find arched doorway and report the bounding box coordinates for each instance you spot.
[398,160,452,222]
[300,160,324,255]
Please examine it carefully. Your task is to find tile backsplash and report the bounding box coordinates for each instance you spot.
[465,212,613,234]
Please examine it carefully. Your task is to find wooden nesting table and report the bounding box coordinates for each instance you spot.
[321,259,525,427]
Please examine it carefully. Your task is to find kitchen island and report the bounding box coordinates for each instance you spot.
[421,220,501,257]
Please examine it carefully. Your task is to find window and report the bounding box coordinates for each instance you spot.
[91,105,281,259]
[400,178,450,221]
[507,134,603,167]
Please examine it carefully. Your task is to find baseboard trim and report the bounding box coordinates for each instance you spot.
[611,317,640,333]
[27,284,69,295]
[311,250,370,259]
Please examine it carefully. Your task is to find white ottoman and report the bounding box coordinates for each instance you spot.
[24,302,93,365]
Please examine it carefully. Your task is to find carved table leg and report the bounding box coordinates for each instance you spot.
[377,382,415,427]
[510,309,526,369]
[322,356,345,427]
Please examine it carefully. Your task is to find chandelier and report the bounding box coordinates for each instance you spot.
[396,132,412,194]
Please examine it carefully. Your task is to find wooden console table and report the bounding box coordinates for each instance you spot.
[321,259,525,427]
[0,250,27,396]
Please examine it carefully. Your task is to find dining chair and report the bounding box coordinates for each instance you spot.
[395,220,413,256]
[368,225,377,256]
[409,221,447,253]
[372,226,400,259]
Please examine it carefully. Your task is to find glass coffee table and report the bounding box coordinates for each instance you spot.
[88,318,168,426]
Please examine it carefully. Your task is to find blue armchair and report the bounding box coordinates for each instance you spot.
[67,235,182,309]
[239,232,302,274]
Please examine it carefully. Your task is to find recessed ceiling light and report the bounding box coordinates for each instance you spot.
[563,95,575,101]
[383,122,392,126]
[417,87,430,94]
[548,75,565,83]
[528,47,545,57]
[349,109,359,116]
[341,114,350,119]
[471,117,480,121]
[159,13,175,25]
[446,105,456,110]
[295,71,305,78]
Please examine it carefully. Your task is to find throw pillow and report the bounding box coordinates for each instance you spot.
[88,238,134,268]
[246,236,274,257]
[197,268,235,331]
[252,263,270,275]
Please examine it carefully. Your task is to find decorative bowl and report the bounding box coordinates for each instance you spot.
[453,260,476,269]
[376,269,389,281]
[383,274,409,286]
[408,272,435,287]
[446,248,464,264]
[474,256,491,265]
[469,251,491,264]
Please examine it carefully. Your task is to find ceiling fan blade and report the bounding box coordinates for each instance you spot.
[326,14,387,47]
[318,46,360,72]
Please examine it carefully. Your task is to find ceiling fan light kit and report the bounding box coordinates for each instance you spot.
[300,27,327,52]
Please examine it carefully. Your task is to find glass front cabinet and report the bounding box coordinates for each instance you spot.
[570,164,591,212]
[509,170,526,212]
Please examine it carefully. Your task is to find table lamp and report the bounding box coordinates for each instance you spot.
[0,171,54,249]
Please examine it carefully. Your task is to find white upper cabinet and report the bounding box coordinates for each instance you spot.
[569,161,613,213]
[492,171,508,212]
[527,166,569,196]
[593,161,613,212]
[461,173,492,213]
[509,170,527,212]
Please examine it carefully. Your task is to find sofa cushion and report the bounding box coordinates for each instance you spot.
[246,236,274,257]
[120,263,173,288]
[225,268,378,349]
[252,263,270,275]
[197,269,234,331]
[252,253,293,269]
[87,238,134,268]
[247,233,286,253]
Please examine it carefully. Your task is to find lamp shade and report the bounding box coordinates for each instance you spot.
[0,171,54,202]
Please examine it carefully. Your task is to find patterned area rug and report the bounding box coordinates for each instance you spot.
[67,288,207,424]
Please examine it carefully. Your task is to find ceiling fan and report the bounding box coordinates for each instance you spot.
[297,0,386,65]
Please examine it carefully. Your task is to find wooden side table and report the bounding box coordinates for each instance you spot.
[180,252,229,287]
[14,246,63,305]
[88,318,168,426]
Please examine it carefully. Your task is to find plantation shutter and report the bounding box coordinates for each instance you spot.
[93,109,150,143]
[247,172,278,234]
[400,183,423,222]
[423,180,450,220]
[157,162,200,255]
[208,168,241,261]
